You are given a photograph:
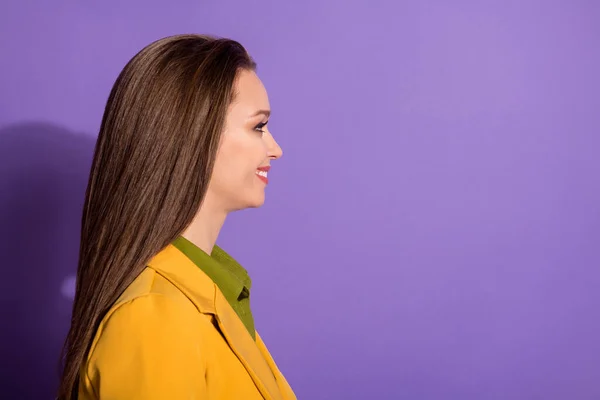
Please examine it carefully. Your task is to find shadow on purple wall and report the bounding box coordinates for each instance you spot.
[0,122,95,399]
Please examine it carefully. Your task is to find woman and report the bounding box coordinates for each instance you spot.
[57,34,296,400]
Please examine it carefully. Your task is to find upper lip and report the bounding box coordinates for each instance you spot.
[257,166,271,171]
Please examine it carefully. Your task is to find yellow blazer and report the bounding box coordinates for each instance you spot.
[79,244,296,399]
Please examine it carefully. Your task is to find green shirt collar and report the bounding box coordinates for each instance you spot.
[171,236,255,340]
[172,236,251,302]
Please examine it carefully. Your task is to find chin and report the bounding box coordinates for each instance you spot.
[231,199,264,212]
[249,199,265,208]
[248,193,266,208]
[233,197,264,211]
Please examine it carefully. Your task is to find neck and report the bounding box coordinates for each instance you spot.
[180,196,228,255]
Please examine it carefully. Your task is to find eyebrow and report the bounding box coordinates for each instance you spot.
[250,109,271,118]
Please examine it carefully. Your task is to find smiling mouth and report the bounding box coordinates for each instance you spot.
[256,166,269,184]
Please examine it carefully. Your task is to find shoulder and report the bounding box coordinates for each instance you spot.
[82,269,214,393]
[114,266,198,311]
[86,267,211,367]
[81,272,213,399]
[92,267,206,342]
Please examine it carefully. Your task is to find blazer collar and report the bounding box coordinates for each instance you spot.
[147,244,281,400]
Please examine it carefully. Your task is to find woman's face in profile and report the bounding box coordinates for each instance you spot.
[206,69,283,212]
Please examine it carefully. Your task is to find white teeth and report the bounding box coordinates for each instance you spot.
[256,170,268,177]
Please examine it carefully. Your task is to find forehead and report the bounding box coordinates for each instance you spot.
[229,69,270,116]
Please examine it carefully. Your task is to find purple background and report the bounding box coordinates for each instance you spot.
[1,1,599,399]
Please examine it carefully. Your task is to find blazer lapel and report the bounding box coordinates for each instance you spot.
[256,333,297,400]
[213,291,281,400]
[148,244,281,400]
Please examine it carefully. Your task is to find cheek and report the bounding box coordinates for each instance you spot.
[213,141,258,188]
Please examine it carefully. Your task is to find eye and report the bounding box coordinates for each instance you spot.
[254,121,268,134]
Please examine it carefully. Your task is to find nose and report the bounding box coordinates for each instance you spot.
[265,131,283,160]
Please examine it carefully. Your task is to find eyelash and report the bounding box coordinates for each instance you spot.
[254,121,268,134]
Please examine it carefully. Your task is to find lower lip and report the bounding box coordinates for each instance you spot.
[256,173,269,184]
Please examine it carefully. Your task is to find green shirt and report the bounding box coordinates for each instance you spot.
[171,236,256,340]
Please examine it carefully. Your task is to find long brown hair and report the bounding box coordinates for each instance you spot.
[57,34,256,400]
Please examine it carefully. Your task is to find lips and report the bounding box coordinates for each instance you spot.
[256,165,270,184]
